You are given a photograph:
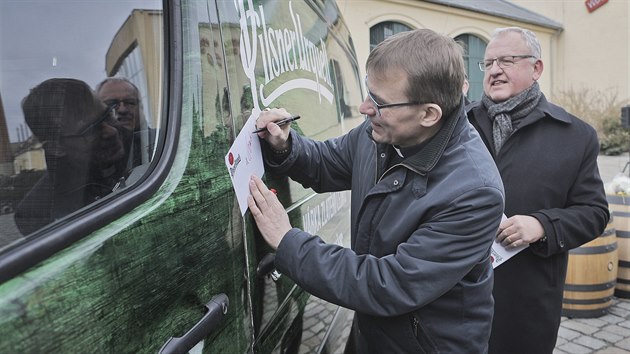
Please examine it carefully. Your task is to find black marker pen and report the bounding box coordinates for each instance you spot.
[252,115,301,133]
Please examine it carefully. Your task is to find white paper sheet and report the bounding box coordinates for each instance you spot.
[491,214,528,268]
[225,111,265,215]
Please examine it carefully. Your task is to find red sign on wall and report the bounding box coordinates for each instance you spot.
[585,0,608,13]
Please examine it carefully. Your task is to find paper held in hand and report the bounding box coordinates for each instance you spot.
[224,111,265,216]
[491,214,528,269]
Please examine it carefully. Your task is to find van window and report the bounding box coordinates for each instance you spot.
[0,1,163,248]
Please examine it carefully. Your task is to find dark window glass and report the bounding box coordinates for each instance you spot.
[455,33,487,102]
[370,21,413,51]
[0,1,162,247]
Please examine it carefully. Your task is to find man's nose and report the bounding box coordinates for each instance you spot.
[487,60,503,74]
[359,96,376,117]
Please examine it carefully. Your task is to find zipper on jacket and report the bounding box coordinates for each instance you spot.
[373,140,379,184]
[411,315,419,338]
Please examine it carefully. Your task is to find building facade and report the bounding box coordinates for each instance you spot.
[338,0,629,106]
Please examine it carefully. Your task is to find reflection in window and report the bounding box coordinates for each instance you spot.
[370,21,413,51]
[14,78,129,235]
[455,34,487,102]
[0,1,162,247]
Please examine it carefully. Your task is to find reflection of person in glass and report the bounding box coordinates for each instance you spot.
[14,78,128,235]
[96,78,154,168]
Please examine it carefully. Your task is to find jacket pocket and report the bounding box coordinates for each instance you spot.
[410,314,439,354]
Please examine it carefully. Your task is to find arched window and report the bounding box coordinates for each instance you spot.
[455,34,487,102]
[370,21,412,51]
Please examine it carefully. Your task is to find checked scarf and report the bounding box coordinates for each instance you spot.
[481,82,542,155]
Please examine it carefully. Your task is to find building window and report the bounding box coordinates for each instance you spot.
[455,34,487,102]
[370,21,413,51]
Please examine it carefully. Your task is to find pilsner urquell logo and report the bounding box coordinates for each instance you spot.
[228,152,242,177]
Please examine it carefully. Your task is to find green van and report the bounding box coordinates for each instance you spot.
[0,0,364,352]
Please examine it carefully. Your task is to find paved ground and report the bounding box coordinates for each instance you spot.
[554,153,630,354]
[555,297,630,354]
[597,153,629,185]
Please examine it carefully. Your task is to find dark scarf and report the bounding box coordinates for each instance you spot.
[481,81,542,154]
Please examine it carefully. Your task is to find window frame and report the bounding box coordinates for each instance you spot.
[369,21,413,51]
[455,33,487,102]
[0,0,182,284]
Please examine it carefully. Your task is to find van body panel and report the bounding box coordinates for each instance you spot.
[0,0,363,352]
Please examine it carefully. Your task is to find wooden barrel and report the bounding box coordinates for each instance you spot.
[562,219,617,318]
[608,194,630,298]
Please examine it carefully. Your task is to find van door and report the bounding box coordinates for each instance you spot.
[0,1,251,352]
[0,0,364,353]
[207,0,364,352]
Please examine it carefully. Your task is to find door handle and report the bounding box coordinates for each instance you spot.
[256,253,282,281]
[158,294,229,354]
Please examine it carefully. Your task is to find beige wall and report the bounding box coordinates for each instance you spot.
[511,0,629,103]
[338,0,629,104]
[14,146,45,174]
[105,10,163,127]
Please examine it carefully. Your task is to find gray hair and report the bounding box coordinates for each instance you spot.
[492,27,541,59]
[95,77,140,98]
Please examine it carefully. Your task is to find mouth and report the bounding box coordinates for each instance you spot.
[490,80,507,87]
[370,120,383,130]
[117,116,133,122]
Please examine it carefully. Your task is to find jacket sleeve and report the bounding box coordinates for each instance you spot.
[274,185,503,317]
[529,126,610,256]
[263,120,369,193]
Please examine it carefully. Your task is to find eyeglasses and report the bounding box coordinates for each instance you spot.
[62,103,117,139]
[103,98,138,107]
[478,55,537,71]
[365,76,424,117]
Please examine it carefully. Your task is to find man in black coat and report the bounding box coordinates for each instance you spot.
[96,77,155,169]
[467,27,609,354]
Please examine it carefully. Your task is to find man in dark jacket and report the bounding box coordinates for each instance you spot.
[467,27,609,354]
[15,78,128,234]
[248,29,505,353]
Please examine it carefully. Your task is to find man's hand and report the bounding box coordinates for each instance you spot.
[248,175,292,249]
[496,215,545,248]
[256,108,292,151]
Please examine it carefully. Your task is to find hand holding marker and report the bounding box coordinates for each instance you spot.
[252,115,300,133]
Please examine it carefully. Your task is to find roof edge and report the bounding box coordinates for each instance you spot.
[422,0,564,31]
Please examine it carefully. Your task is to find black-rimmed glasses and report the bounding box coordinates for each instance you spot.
[478,55,537,72]
[103,98,138,107]
[365,76,425,117]
[62,103,117,139]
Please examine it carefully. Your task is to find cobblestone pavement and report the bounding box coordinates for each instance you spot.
[555,153,629,354]
[555,297,630,354]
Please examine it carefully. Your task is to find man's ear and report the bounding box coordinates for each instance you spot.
[533,59,544,81]
[420,104,442,127]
